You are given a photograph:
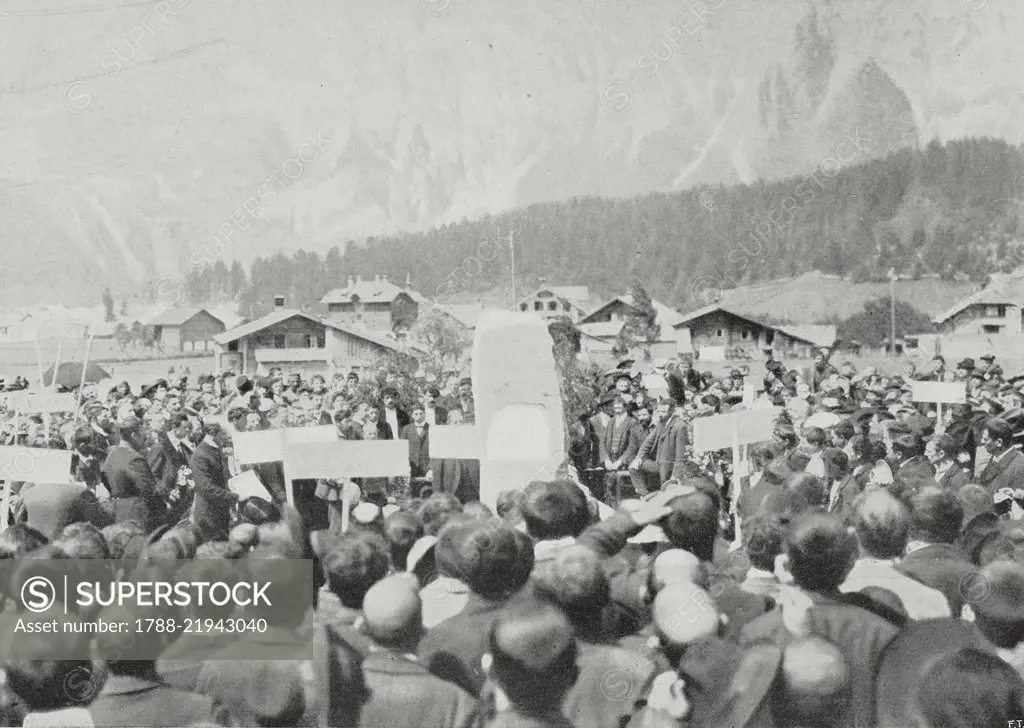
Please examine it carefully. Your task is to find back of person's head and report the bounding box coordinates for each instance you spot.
[519,480,589,541]
[910,488,964,545]
[462,501,494,520]
[177,558,239,620]
[495,490,524,523]
[821,448,849,480]
[786,513,858,593]
[661,489,718,562]
[652,582,720,664]
[196,540,246,560]
[417,493,464,537]
[4,660,96,711]
[916,648,1024,728]
[957,484,993,524]
[361,573,423,651]
[102,521,146,560]
[774,637,850,728]
[383,511,423,571]
[744,513,788,572]
[435,519,532,600]
[245,545,311,627]
[649,549,704,595]
[531,545,608,637]
[849,435,873,462]
[321,530,391,610]
[787,472,826,509]
[853,489,910,559]
[0,523,48,560]
[486,600,578,714]
[803,427,826,447]
[971,561,1024,648]
[56,525,110,560]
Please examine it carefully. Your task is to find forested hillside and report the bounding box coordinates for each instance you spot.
[177,138,1024,318]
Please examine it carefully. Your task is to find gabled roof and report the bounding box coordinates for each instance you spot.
[518,285,593,309]
[580,294,684,328]
[933,287,1020,324]
[213,309,405,353]
[146,306,223,327]
[321,276,419,305]
[672,303,820,347]
[777,324,837,348]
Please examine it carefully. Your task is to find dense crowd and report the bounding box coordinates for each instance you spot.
[2,348,1024,726]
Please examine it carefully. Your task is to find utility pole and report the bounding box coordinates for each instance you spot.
[889,268,897,357]
[509,229,517,311]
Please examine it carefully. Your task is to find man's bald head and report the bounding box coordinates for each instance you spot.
[362,574,423,650]
[775,637,850,727]
[650,549,704,593]
[652,582,720,647]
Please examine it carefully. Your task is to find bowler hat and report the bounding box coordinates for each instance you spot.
[957,358,976,371]
[981,354,995,362]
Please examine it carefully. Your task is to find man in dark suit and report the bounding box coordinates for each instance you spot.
[380,387,409,442]
[898,488,975,617]
[101,416,166,532]
[190,423,239,543]
[926,434,970,491]
[978,416,1024,494]
[423,386,448,426]
[19,481,113,540]
[365,408,394,440]
[600,397,644,501]
[400,404,431,480]
[147,412,194,525]
[628,396,690,496]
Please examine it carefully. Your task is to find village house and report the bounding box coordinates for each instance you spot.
[517,285,599,323]
[672,303,828,360]
[577,294,687,360]
[320,274,423,333]
[213,297,415,377]
[146,307,226,353]
[932,288,1023,338]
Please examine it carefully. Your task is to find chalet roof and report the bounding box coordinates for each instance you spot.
[672,303,820,347]
[933,287,1019,324]
[213,309,403,353]
[321,275,419,305]
[777,324,837,348]
[580,294,684,328]
[518,285,594,310]
[146,306,223,327]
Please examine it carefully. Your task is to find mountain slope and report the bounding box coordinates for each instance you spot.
[1,0,1022,304]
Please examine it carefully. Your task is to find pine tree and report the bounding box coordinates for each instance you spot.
[620,282,661,360]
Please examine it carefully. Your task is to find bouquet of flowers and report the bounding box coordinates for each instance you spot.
[169,465,195,509]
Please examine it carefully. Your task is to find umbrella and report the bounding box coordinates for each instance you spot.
[42,362,111,390]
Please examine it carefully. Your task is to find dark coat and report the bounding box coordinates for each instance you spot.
[19,482,112,541]
[189,440,237,542]
[147,432,191,497]
[425,405,449,426]
[357,650,476,728]
[380,406,410,438]
[740,594,899,728]
[897,543,975,616]
[978,448,1024,494]
[636,413,690,483]
[419,593,509,697]
[935,464,971,491]
[401,423,431,478]
[894,455,936,493]
[430,457,480,503]
[100,442,165,531]
[600,415,644,466]
[828,473,864,525]
[87,675,226,728]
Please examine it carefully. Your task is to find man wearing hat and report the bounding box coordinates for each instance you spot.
[100,415,167,532]
[978,353,996,377]
[954,358,975,384]
[891,433,936,494]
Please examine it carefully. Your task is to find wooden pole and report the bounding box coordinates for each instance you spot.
[51,333,65,392]
[73,335,95,423]
[33,337,45,390]
[936,402,944,435]
[731,426,742,547]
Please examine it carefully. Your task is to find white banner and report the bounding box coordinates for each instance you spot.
[693,410,775,453]
[912,381,967,405]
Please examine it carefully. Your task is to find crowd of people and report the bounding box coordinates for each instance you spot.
[2,348,1024,726]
